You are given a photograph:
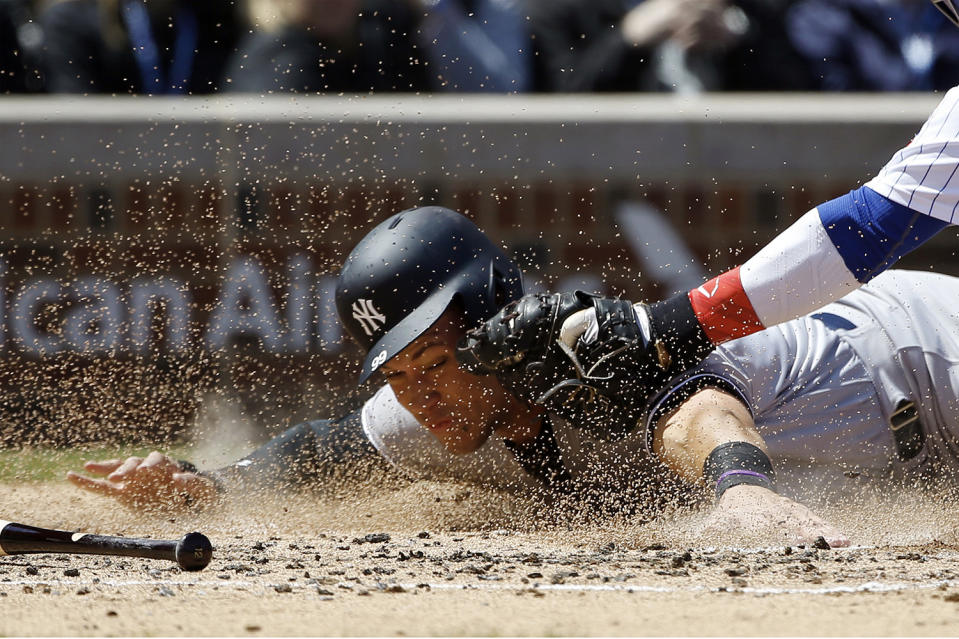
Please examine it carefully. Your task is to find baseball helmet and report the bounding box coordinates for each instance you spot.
[933,0,959,26]
[336,206,524,382]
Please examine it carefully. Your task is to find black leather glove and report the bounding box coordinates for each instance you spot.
[456,291,676,441]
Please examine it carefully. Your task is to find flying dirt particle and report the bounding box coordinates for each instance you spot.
[244,625,261,632]
[63,568,80,577]
[273,584,293,593]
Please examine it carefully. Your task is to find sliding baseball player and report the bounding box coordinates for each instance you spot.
[69,205,959,547]
[67,0,959,543]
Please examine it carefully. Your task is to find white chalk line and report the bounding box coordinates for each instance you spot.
[3,576,957,597]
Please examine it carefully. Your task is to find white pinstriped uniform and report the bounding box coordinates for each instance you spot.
[866,87,959,222]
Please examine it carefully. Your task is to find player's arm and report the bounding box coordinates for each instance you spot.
[203,411,386,490]
[646,85,959,368]
[67,409,386,511]
[652,386,848,547]
[648,185,948,365]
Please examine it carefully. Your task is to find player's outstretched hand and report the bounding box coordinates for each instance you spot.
[700,484,850,548]
[67,451,218,512]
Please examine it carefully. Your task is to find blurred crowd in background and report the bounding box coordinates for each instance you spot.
[2,0,959,95]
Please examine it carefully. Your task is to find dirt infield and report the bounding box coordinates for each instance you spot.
[3,477,959,637]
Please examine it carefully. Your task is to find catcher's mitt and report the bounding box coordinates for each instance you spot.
[456,291,676,441]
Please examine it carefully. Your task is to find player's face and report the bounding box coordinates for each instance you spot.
[380,310,521,455]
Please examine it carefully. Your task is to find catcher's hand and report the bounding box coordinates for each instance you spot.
[457,291,674,440]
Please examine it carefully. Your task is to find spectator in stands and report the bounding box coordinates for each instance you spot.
[785,0,959,91]
[225,0,430,93]
[41,0,245,94]
[526,0,808,93]
[414,0,532,92]
[0,0,44,93]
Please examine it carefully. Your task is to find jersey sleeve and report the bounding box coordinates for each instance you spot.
[681,183,947,347]
[203,409,383,491]
[865,86,959,222]
[668,90,959,350]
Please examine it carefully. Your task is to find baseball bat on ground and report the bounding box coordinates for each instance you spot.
[0,520,213,571]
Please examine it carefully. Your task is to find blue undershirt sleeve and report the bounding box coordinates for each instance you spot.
[817,185,948,283]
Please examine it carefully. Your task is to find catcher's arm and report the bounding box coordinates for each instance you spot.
[652,387,849,547]
[68,410,387,511]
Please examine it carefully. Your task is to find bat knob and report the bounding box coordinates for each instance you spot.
[175,532,213,571]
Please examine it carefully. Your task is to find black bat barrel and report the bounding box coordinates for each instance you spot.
[0,521,213,571]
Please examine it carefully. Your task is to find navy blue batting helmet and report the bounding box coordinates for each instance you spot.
[335,206,524,382]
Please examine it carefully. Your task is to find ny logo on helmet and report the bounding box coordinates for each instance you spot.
[352,299,387,337]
